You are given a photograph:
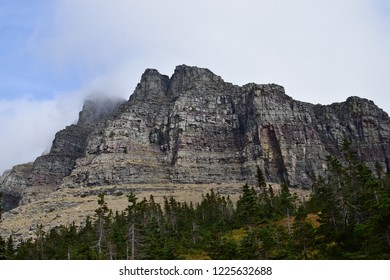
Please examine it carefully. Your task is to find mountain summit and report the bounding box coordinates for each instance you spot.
[1,65,390,213]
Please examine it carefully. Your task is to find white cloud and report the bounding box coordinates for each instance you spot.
[0,91,84,174]
[33,0,390,107]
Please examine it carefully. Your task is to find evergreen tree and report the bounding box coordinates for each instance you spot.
[274,183,296,233]
[35,224,45,259]
[125,192,146,260]
[95,193,110,258]
[235,184,261,226]
[5,161,390,260]
[308,141,390,258]
[197,189,233,231]
[239,229,261,259]
[74,216,99,260]
[291,206,315,259]
[356,175,390,258]
[208,235,239,260]
[109,211,128,259]
[14,239,32,259]
[0,235,5,260]
[256,167,274,219]
[5,235,15,259]
[257,166,267,191]
[257,226,276,259]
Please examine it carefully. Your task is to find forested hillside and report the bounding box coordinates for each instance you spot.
[1,141,389,260]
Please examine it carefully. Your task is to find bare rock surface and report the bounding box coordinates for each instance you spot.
[61,65,390,189]
[1,65,390,239]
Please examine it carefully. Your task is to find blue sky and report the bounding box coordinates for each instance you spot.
[0,0,88,100]
[1,0,390,174]
[1,0,55,99]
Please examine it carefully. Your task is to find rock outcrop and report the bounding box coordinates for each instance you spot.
[0,163,33,211]
[28,95,125,187]
[0,95,125,211]
[1,65,390,212]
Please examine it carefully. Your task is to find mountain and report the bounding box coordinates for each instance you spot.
[1,65,390,215]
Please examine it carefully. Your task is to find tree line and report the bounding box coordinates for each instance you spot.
[1,141,389,259]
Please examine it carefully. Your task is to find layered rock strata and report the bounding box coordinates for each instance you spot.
[1,65,390,212]
[0,96,125,210]
[62,66,390,189]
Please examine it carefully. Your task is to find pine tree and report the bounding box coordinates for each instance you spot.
[257,167,274,219]
[257,166,267,191]
[74,216,98,259]
[126,192,141,260]
[209,235,239,260]
[95,193,110,258]
[235,184,261,226]
[61,223,78,260]
[239,229,261,259]
[0,236,5,260]
[109,211,128,259]
[308,141,390,258]
[291,206,315,259]
[5,235,15,259]
[256,225,278,259]
[35,224,45,260]
[197,189,232,231]
[275,183,296,233]
[357,175,390,258]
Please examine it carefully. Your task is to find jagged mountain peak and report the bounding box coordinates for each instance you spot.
[1,65,390,214]
[171,64,224,81]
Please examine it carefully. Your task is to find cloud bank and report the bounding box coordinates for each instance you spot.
[36,0,390,104]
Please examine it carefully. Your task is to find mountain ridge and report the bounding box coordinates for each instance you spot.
[1,65,390,213]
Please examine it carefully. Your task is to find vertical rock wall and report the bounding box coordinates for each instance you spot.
[61,65,390,188]
[2,65,390,212]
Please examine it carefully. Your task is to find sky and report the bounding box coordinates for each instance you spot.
[1,0,390,175]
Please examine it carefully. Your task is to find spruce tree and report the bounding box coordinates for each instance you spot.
[35,224,45,260]
[256,167,274,219]
[235,184,261,226]
[95,193,110,258]
[291,206,315,259]
[5,235,14,259]
[257,166,267,191]
[275,183,296,233]
[0,236,5,260]
[126,192,141,260]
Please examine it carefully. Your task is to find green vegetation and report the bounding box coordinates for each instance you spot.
[1,141,390,259]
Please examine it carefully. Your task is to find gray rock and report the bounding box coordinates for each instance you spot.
[0,163,33,211]
[2,65,390,212]
[62,65,390,189]
[0,95,125,210]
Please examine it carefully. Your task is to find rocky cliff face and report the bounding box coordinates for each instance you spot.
[28,95,125,188]
[1,65,390,212]
[0,163,33,211]
[0,95,125,211]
